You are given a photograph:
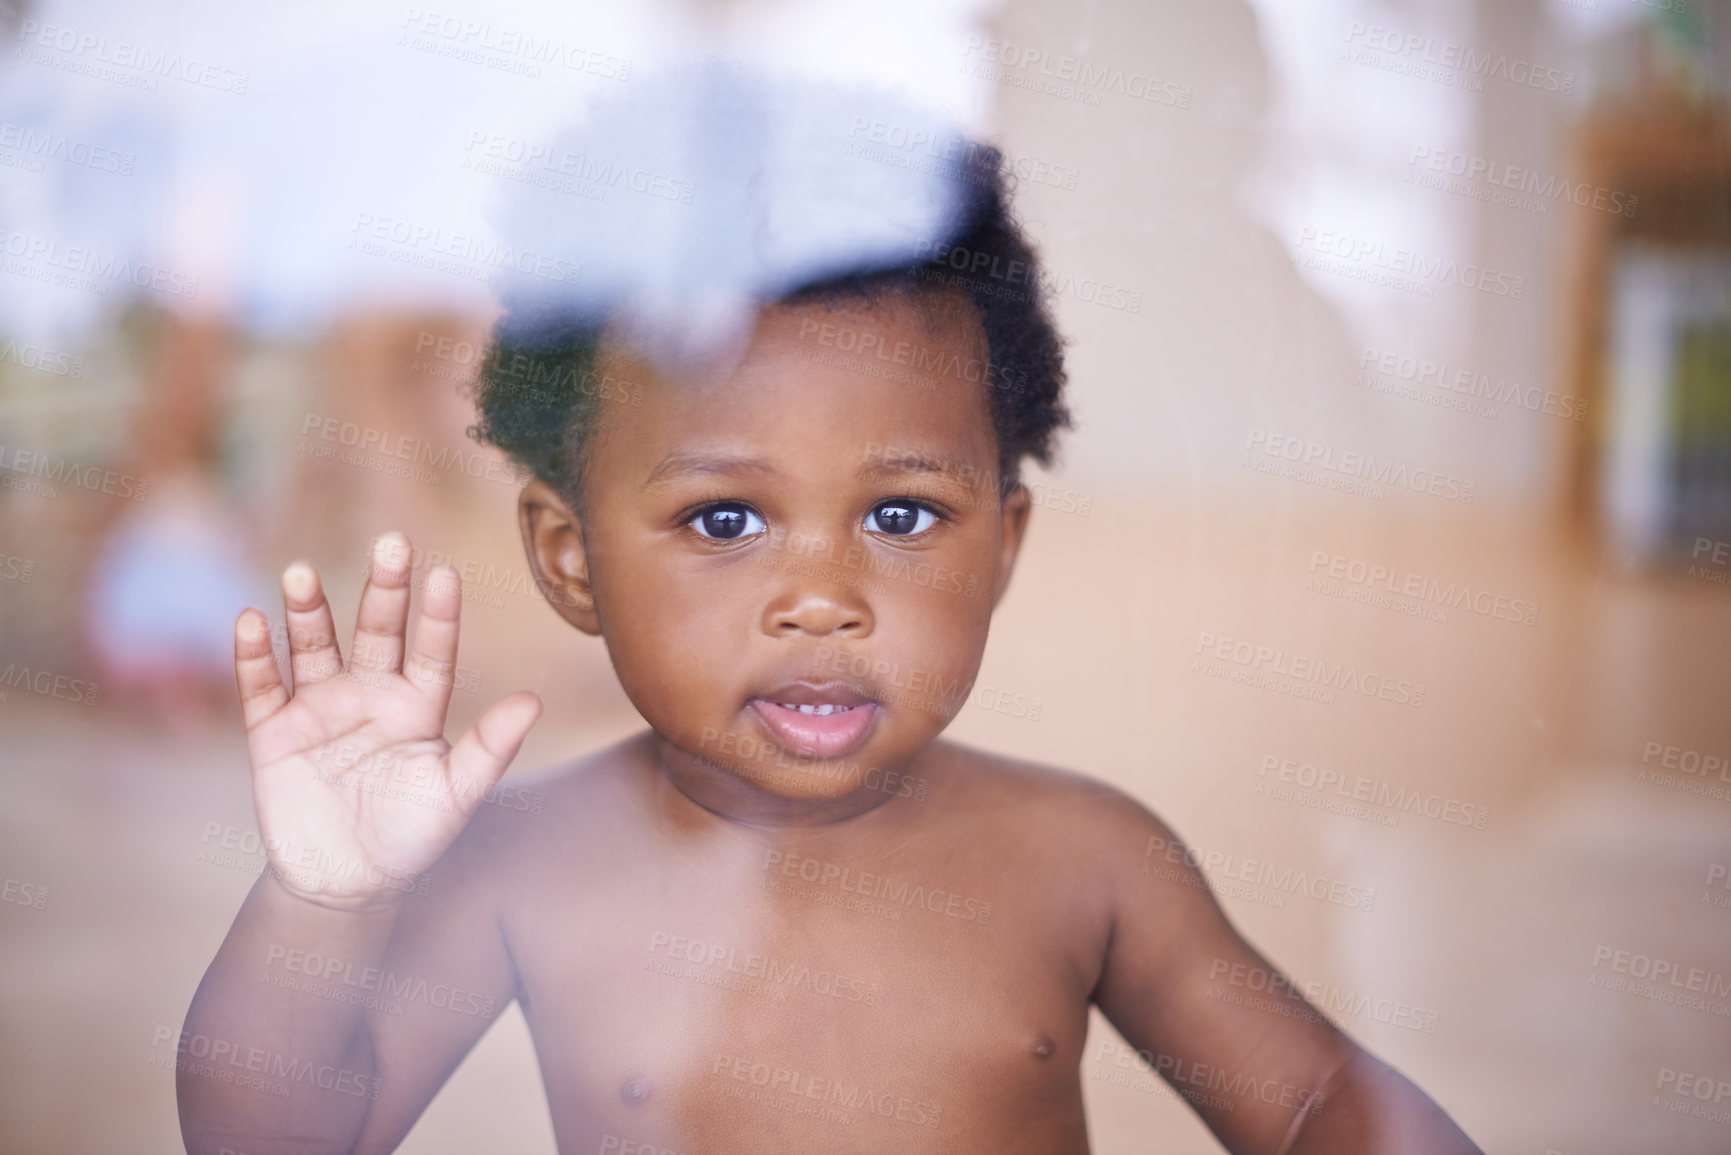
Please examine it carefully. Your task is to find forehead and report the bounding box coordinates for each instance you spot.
[589,291,998,481]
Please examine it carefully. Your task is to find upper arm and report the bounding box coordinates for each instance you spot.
[1088,800,1358,1155]
[348,810,524,1154]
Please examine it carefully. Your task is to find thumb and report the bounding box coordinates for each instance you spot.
[448,691,542,803]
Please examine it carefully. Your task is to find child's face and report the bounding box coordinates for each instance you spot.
[521,291,1030,803]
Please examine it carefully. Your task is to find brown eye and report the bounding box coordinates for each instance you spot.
[690,504,764,540]
[867,501,936,536]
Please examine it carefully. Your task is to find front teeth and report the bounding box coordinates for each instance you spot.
[781,702,850,716]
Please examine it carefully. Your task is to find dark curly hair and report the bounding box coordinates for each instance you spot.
[468,142,1070,507]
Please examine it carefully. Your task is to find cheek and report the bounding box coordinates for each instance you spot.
[588,542,742,710]
[876,572,994,692]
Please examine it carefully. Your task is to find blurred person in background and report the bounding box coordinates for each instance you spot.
[86,313,265,732]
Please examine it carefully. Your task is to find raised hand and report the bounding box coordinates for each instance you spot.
[232,533,541,912]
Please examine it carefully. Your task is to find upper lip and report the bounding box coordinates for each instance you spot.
[752,680,876,709]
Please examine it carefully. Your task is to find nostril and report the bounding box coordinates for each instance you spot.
[762,597,872,638]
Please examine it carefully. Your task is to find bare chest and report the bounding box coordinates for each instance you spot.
[504,838,1096,1154]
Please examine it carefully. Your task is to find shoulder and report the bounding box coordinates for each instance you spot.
[936,748,1243,979]
[927,744,1218,985]
[936,740,1162,817]
[932,740,1187,875]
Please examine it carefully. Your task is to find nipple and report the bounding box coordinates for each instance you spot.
[621,1075,653,1104]
[1031,1034,1056,1060]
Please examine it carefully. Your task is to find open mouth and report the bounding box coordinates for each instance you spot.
[769,702,853,716]
[747,682,879,760]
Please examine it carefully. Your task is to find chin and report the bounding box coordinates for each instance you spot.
[725,742,874,799]
[739,766,865,801]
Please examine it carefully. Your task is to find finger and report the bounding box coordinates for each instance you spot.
[350,532,414,681]
[405,563,462,709]
[447,691,542,804]
[234,609,290,728]
[282,561,343,688]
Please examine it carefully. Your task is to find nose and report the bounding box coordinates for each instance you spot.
[762,588,874,639]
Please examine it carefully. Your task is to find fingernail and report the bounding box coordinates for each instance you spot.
[374,532,409,568]
[282,562,317,601]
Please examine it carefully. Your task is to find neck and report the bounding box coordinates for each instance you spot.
[647,732,915,827]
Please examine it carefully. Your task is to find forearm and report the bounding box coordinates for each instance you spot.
[1282,1050,1483,1155]
[178,871,403,1155]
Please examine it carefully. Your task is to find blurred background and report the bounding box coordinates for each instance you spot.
[2,0,1729,1151]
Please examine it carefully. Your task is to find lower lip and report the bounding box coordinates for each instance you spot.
[748,699,879,760]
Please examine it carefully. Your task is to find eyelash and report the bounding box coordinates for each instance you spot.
[680,498,949,541]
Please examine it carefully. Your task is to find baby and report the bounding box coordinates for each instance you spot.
[179,134,1482,1154]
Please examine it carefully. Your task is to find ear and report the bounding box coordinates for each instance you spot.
[519,479,601,635]
[992,482,1032,607]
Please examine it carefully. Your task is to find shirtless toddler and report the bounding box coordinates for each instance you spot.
[178,136,1482,1155]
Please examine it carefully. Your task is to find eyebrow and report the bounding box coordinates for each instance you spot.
[643,452,780,489]
[859,453,991,489]
[643,449,979,489]
[858,453,956,478]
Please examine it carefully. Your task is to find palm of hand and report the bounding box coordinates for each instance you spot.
[233,535,541,912]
